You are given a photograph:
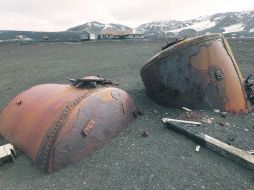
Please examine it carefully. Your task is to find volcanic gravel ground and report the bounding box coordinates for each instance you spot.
[0,39,253,190]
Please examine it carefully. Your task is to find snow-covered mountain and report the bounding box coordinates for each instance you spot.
[67,21,131,33]
[137,10,254,37]
[66,11,254,38]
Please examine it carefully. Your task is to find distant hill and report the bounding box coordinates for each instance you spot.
[137,10,254,38]
[66,10,254,38]
[1,10,254,42]
[66,21,131,34]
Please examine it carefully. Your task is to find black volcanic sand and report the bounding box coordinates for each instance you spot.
[0,39,253,190]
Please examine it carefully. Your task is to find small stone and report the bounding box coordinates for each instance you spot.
[153,110,158,114]
[201,118,212,124]
[195,145,201,152]
[138,110,144,115]
[219,122,225,126]
[213,109,220,113]
[220,112,228,118]
[141,131,149,138]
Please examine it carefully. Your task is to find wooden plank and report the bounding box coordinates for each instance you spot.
[163,120,254,170]
[0,143,16,161]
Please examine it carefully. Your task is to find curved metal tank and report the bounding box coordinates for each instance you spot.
[0,79,139,172]
[140,33,253,114]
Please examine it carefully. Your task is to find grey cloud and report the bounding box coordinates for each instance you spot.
[0,0,253,31]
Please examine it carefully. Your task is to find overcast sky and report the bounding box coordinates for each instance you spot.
[0,0,253,31]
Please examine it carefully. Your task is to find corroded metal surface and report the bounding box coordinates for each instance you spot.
[0,83,138,172]
[141,33,253,114]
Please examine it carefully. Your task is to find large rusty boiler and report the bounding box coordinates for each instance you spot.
[0,76,139,172]
[140,33,254,114]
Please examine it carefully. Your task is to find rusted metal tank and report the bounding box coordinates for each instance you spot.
[141,33,253,114]
[0,76,139,172]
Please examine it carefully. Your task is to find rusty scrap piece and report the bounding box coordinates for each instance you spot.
[141,33,253,114]
[0,80,139,173]
[161,38,186,51]
[67,75,119,88]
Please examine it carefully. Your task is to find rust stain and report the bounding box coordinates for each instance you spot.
[190,41,248,113]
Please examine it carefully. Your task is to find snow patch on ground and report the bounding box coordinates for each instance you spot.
[223,24,244,33]
[250,28,254,32]
[167,20,216,33]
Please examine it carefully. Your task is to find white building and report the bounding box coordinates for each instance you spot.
[98,29,144,40]
[89,33,96,41]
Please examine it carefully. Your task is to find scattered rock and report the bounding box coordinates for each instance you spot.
[220,112,228,118]
[226,137,235,145]
[153,110,158,114]
[138,110,144,115]
[201,117,212,124]
[195,145,201,152]
[141,131,149,137]
[219,122,226,126]
[213,109,220,113]
[177,111,203,121]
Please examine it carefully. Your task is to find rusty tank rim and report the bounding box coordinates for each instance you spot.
[141,33,225,73]
[140,33,253,114]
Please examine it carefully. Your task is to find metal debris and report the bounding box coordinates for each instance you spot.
[162,118,202,126]
[67,75,119,88]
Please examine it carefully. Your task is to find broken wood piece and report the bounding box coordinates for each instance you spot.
[162,118,202,125]
[163,121,254,170]
[0,143,16,164]
[195,145,201,152]
[182,107,192,112]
